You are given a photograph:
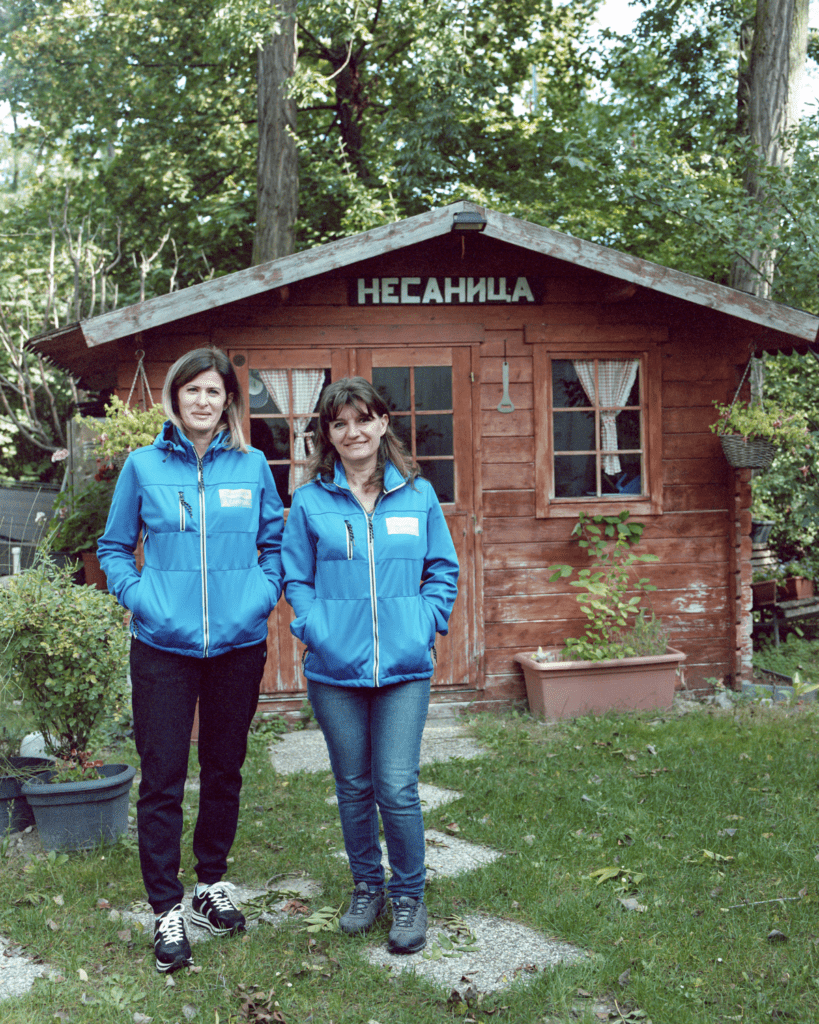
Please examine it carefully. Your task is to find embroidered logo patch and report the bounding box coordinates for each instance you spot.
[219,488,252,508]
[386,516,419,536]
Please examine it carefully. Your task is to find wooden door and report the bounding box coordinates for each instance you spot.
[231,342,478,702]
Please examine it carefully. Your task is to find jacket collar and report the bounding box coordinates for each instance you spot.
[155,420,230,460]
[323,459,407,495]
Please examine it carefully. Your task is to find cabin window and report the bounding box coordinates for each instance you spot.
[249,366,331,507]
[552,358,643,498]
[534,347,661,518]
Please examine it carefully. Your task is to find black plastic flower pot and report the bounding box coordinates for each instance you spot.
[0,756,53,835]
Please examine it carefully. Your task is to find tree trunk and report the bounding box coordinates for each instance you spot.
[730,0,809,298]
[252,0,298,265]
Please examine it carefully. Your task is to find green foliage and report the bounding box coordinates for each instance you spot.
[548,510,663,661]
[753,633,819,687]
[710,398,811,449]
[47,472,116,554]
[0,556,130,758]
[76,396,167,461]
[752,353,819,569]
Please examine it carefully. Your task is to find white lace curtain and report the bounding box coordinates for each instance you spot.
[572,359,638,475]
[258,369,325,493]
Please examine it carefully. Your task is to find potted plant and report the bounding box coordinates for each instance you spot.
[751,568,780,609]
[514,511,685,720]
[710,399,810,471]
[779,560,814,601]
[0,556,135,850]
[76,395,167,466]
[46,467,117,589]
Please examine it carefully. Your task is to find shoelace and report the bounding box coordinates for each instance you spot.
[350,888,379,914]
[156,908,186,944]
[392,899,419,926]
[204,884,238,912]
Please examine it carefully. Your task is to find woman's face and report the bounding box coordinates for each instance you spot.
[328,403,388,471]
[176,369,231,444]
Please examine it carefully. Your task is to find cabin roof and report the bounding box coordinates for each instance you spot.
[28,201,819,384]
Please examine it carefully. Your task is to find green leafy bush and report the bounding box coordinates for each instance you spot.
[0,557,130,758]
[710,399,810,450]
[547,510,664,662]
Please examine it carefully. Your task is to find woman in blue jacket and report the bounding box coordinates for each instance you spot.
[282,377,459,954]
[98,347,283,974]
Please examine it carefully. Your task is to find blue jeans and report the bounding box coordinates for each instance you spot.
[307,677,431,900]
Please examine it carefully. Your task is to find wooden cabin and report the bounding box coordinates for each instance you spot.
[29,202,819,712]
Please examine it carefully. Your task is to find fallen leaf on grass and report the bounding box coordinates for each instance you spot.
[46,919,60,931]
[77,969,88,982]
[133,1014,153,1023]
[182,1005,198,1020]
[618,968,631,987]
[767,930,788,943]
[618,897,647,913]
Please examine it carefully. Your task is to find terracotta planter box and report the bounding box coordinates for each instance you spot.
[782,576,814,600]
[513,648,686,721]
[752,579,777,609]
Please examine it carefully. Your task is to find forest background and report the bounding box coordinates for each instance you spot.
[1,0,819,564]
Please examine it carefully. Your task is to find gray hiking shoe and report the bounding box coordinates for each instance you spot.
[388,896,428,954]
[339,882,386,935]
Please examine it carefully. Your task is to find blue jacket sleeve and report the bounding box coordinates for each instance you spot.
[420,485,460,636]
[97,457,143,612]
[256,458,285,604]
[281,490,316,642]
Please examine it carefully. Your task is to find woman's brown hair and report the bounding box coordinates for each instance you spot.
[305,376,419,488]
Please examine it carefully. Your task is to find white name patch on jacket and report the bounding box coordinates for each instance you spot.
[386,517,419,536]
[219,488,252,508]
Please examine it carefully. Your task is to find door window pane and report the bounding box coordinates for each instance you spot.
[419,460,454,503]
[373,367,410,411]
[415,365,451,411]
[416,414,452,457]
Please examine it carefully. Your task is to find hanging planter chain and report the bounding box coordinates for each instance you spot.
[126,349,155,410]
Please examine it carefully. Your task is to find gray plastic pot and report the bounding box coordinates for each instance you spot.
[22,763,136,851]
[0,756,53,835]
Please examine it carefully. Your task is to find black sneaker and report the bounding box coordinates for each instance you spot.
[191,882,246,936]
[154,903,194,974]
[339,882,387,935]
[388,896,427,954]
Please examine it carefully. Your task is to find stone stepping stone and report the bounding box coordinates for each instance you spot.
[117,877,323,944]
[363,912,586,995]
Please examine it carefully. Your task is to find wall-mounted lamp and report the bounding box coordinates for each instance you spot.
[452,210,487,231]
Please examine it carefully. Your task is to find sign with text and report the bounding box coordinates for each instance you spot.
[350,276,541,305]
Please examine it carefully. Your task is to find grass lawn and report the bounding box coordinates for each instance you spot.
[2,698,819,1023]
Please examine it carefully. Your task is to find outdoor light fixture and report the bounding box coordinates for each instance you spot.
[452,209,487,231]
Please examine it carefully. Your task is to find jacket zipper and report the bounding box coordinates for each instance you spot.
[366,511,379,686]
[197,455,209,657]
[344,520,355,559]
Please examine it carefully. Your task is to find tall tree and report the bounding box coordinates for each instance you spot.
[730,0,810,297]
[252,0,298,264]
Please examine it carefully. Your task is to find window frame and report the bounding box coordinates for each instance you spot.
[533,343,663,518]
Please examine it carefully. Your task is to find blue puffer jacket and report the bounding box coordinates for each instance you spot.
[282,460,459,687]
[98,422,284,658]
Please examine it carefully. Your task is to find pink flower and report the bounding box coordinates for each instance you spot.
[801,466,810,478]
[51,449,69,462]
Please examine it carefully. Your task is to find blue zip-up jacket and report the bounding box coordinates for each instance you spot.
[97,422,284,658]
[282,460,459,687]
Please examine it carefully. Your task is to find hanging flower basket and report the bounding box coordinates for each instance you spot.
[719,434,777,470]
